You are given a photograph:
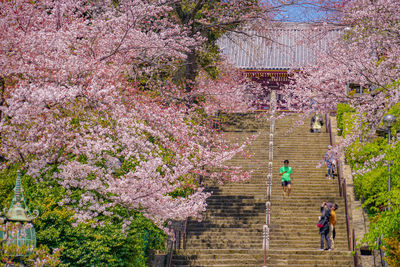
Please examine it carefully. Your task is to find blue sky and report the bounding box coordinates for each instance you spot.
[276,4,326,22]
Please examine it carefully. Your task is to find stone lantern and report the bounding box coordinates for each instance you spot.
[0,171,39,258]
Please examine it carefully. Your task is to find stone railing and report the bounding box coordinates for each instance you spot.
[263,91,276,267]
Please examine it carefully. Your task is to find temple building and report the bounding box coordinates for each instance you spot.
[217,22,344,109]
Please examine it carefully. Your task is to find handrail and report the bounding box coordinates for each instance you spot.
[327,114,343,196]
[327,113,334,146]
[326,113,352,253]
[263,225,268,264]
[337,161,343,197]
[353,229,358,266]
[166,219,186,267]
[343,178,351,251]
[325,113,329,134]
[167,239,173,267]
[264,114,275,267]
[183,218,187,250]
[266,201,271,226]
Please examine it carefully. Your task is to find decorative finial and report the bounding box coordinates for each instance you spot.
[15,170,22,203]
[5,171,39,222]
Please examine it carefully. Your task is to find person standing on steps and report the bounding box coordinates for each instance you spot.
[280,160,293,198]
[310,114,324,133]
[329,203,338,250]
[324,145,335,179]
[318,202,331,251]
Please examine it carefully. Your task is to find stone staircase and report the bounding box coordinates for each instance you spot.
[172,114,354,266]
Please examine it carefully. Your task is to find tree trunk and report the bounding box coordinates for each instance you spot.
[184,49,198,93]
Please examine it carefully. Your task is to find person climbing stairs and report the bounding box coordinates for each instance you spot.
[172,114,353,266]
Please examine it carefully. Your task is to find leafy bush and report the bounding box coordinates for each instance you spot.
[0,167,166,267]
[336,103,355,136]
[384,237,400,267]
[362,204,400,259]
[347,104,400,264]
[342,112,359,138]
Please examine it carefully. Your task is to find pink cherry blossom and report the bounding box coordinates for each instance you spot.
[0,0,272,229]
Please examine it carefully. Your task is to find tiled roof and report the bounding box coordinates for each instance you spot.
[217,22,344,70]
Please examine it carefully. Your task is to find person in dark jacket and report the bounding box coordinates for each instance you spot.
[318,202,331,250]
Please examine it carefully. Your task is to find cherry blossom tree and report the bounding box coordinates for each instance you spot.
[171,0,277,89]
[284,0,400,153]
[0,0,272,229]
[282,1,399,259]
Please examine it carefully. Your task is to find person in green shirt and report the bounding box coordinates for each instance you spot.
[280,159,293,198]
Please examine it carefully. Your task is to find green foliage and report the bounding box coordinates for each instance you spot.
[336,103,355,136]
[355,145,400,264]
[383,237,400,266]
[0,167,166,267]
[198,41,222,80]
[36,212,165,267]
[169,174,197,198]
[348,104,400,263]
[0,240,62,267]
[362,203,400,250]
[341,112,358,138]
[347,137,399,212]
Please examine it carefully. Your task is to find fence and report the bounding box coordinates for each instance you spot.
[353,229,359,267]
[326,113,355,265]
[166,219,187,267]
[263,114,275,267]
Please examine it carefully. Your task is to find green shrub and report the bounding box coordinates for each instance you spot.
[384,237,400,266]
[0,167,166,267]
[342,112,359,138]
[346,105,400,262]
[336,103,355,136]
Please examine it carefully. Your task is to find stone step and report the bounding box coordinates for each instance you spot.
[171,259,354,265]
[172,249,353,266]
[187,228,263,235]
[209,189,340,194]
[207,190,338,195]
[207,188,338,193]
[209,181,339,186]
[183,241,349,248]
[172,262,352,266]
[183,243,262,249]
[202,206,265,211]
[197,208,345,215]
[176,248,351,256]
[174,114,350,266]
[172,258,353,266]
[186,220,265,226]
[199,211,346,218]
[187,227,262,232]
[196,208,345,215]
[188,226,347,234]
[269,232,348,239]
[186,233,348,243]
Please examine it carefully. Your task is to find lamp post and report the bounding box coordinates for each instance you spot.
[383,114,396,145]
[383,114,396,210]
